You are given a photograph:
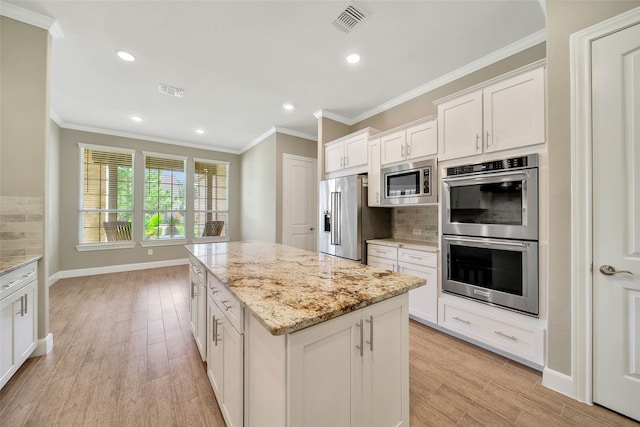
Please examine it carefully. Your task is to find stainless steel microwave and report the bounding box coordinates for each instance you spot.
[381,159,437,206]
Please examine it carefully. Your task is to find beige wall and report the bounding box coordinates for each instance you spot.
[545,0,640,375]
[241,134,277,242]
[58,128,241,271]
[0,16,51,341]
[46,121,61,281]
[275,134,317,243]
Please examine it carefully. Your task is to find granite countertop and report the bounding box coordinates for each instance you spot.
[367,238,438,252]
[186,241,425,336]
[0,255,41,276]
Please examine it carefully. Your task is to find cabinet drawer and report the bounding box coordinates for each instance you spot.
[189,257,206,284]
[367,255,395,272]
[367,245,397,261]
[1,262,37,301]
[439,301,544,365]
[397,248,436,268]
[208,274,244,333]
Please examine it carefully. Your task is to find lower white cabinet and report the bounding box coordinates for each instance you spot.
[0,262,38,390]
[189,258,207,361]
[207,292,243,427]
[368,243,438,325]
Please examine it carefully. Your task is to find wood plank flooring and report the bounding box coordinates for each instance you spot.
[1,265,637,426]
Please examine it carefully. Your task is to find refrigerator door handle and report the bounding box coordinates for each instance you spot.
[331,191,341,245]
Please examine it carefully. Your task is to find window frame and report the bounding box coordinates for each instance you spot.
[192,157,231,243]
[76,143,136,251]
[141,151,188,246]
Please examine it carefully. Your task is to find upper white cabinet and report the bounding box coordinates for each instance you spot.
[368,138,382,206]
[436,64,546,161]
[380,116,437,166]
[324,128,378,177]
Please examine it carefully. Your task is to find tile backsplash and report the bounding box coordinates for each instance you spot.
[0,196,44,258]
[392,206,438,244]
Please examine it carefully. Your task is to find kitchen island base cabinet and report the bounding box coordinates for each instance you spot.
[247,293,409,427]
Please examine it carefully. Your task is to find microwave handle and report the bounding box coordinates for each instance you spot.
[442,169,531,184]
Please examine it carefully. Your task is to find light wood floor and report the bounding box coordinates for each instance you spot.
[1,265,637,426]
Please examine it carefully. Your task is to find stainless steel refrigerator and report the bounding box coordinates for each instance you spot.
[319,175,391,263]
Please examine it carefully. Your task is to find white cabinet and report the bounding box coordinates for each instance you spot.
[380,117,437,166]
[324,128,378,177]
[368,138,382,206]
[438,296,545,366]
[436,65,545,161]
[288,294,408,427]
[189,257,206,361]
[0,262,38,390]
[207,291,243,427]
[368,243,438,325]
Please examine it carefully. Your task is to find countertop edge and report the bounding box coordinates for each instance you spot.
[0,255,42,277]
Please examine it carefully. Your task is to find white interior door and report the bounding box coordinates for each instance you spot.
[592,22,640,422]
[283,154,317,251]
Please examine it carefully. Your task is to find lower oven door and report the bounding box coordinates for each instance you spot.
[442,235,539,316]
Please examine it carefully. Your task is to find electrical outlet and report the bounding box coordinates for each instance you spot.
[412,228,422,236]
[148,249,153,256]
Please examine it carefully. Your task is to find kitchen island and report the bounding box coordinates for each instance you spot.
[186,241,425,427]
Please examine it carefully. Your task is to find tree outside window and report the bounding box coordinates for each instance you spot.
[194,160,229,238]
[144,154,186,240]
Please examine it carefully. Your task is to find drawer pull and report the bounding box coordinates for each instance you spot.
[220,300,231,311]
[408,255,422,260]
[494,331,518,341]
[452,316,470,325]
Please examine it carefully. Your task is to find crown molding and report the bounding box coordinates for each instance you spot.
[240,126,317,154]
[59,120,240,154]
[0,2,64,38]
[321,29,547,126]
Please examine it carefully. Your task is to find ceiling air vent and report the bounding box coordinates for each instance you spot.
[158,84,184,98]
[332,2,368,34]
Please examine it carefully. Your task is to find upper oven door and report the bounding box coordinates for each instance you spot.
[442,168,538,240]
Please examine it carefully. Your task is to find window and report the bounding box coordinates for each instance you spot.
[194,160,229,239]
[79,145,134,244]
[144,153,186,240]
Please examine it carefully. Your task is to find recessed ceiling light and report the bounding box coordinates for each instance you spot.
[117,50,135,62]
[131,116,142,122]
[346,53,360,64]
[196,129,205,135]
[283,103,294,111]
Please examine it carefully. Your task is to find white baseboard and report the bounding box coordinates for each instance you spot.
[542,367,575,398]
[48,271,60,287]
[33,333,54,356]
[54,258,189,281]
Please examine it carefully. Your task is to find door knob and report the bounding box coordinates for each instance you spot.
[599,265,633,276]
[309,227,315,231]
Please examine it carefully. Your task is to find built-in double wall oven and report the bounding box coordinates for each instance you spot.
[441,155,539,316]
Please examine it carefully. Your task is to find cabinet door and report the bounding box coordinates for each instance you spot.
[380,131,406,166]
[407,119,437,159]
[0,296,16,388]
[207,295,224,400]
[324,141,344,174]
[368,138,382,207]
[437,90,483,160]
[400,265,438,324]
[14,283,37,362]
[189,274,198,337]
[362,295,409,427]
[344,134,368,169]
[221,318,243,427]
[483,67,545,153]
[288,309,362,427]
[196,282,207,361]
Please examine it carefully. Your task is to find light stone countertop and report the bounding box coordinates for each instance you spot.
[0,255,41,276]
[367,238,439,252]
[186,241,425,335]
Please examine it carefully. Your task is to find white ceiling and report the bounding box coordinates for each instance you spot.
[4,1,546,153]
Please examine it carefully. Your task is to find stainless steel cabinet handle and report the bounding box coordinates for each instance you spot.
[475,133,480,150]
[24,293,27,315]
[365,315,373,352]
[494,331,518,341]
[406,143,411,157]
[452,316,470,325]
[401,144,405,157]
[215,319,222,344]
[344,155,348,166]
[486,130,490,146]
[355,319,364,357]
[212,314,217,344]
[599,265,633,276]
[220,300,231,311]
[190,281,195,299]
[376,191,380,204]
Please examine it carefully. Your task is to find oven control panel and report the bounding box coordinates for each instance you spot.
[446,154,537,177]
